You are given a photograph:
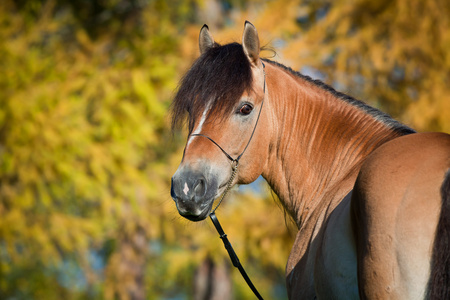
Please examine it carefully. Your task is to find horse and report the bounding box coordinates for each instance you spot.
[170,21,450,299]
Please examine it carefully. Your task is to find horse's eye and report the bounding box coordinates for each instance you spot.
[239,104,253,115]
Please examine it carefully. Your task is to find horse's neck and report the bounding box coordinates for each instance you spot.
[262,64,402,230]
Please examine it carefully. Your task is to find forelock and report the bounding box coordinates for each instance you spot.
[171,42,253,132]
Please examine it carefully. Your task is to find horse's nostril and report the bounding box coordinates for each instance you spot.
[194,178,207,199]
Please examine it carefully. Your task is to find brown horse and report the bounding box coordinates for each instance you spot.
[170,21,450,299]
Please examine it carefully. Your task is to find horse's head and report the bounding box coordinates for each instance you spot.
[170,22,271,221]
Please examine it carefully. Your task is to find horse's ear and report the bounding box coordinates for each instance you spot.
[242,21,260,66]
[199,24,214,55]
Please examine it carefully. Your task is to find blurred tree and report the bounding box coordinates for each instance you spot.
[267,0,449,132]
[0,0,194,299]
[193,257,232,300]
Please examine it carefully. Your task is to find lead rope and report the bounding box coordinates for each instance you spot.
[209,212,264,300]
[210,161,239,214]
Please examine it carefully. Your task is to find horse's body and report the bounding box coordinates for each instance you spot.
[170,22,450,299]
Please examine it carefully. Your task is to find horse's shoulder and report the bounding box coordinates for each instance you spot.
[353,132,450,211]
[357,132,450,190]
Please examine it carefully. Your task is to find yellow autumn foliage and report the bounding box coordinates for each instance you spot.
[1,0,449,299]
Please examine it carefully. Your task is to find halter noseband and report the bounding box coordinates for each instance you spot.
[189,62,266,213]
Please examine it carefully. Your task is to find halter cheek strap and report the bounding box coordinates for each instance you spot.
[190,94,265,165]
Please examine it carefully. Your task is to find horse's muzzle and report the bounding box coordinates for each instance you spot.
[170,167,218,221]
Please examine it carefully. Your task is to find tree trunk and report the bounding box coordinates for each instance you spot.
[194,257,232,300]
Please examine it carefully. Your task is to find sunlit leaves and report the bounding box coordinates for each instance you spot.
[281,0,450,132]
[0,0,186,298]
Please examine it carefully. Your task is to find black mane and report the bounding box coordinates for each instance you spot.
[171,42,253,132]
[263,59,415,136]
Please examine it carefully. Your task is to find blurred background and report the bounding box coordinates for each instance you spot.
[0,0,449,299]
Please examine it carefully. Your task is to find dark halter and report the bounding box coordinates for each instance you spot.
[190,61,266,169]
[189,62,266,300]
